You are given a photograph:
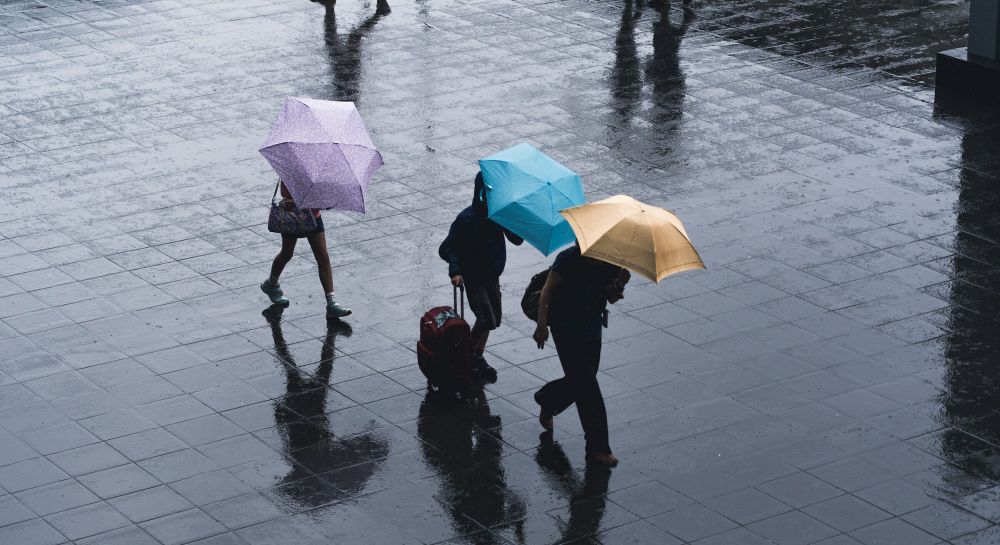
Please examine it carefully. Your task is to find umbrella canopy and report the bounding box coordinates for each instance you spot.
[259,97,383,213]
[478,143,584,255]
[560,195,705,283]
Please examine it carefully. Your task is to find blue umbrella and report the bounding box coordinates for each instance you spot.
[478,143,585,255]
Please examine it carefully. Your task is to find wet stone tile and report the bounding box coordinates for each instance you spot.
[848,518,939,545]
[140,508,228,545]
[0,457,69,493]
[705,488,792,525]
[44,501,130,541]
[74,525,160,545]
[15,479,100,517]
[107,428,188,461]
[802,494,893,533]
[171,470,255,506]
[748,510,839,545]
[607,480,693,518]
[0,518,67,545]
[165,413,244,447]
[22,420,100,455]
[77,463,160,499]
[108,485,193,524]
[900,502,993,541]
[201,493,283,531]
[137,449,220,484]
[0,494,35,527]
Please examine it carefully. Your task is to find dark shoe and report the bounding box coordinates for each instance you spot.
[585,452,619,467]
[533,390,554,431]
[472,355,497,384]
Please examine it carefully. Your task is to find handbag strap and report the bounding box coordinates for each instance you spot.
[271,181,280,204]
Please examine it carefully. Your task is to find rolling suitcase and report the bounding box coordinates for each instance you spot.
[417,286,473,394]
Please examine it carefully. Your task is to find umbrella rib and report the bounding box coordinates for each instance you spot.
[548,175,582,205]
[498,170,550,207]
[643,210,657,278]
[655,219,706,281]
[482,155,563,210]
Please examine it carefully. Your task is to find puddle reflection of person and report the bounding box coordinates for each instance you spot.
[264,306,389,506]
[647,0,695,129]
[313,0,391,103]
[535,433,613,543]
[417,390,526,544]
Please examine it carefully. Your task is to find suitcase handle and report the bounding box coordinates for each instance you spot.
[454,284,464,319]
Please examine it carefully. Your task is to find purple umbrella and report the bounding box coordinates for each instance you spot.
[259,97,383,213]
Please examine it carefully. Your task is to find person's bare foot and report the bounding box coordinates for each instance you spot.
[586,452,619,467]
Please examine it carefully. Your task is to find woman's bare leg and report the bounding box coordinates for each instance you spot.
[306,231,334,294]
[270,235,298,280]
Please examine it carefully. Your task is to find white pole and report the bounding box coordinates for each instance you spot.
[969,0,1000,60]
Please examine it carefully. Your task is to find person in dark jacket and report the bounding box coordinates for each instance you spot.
[439,172,524,382]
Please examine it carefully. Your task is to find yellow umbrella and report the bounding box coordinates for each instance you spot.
[559,195,705,283]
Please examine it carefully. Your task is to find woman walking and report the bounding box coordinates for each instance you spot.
[532,244,630,466]
[261,180,351,318]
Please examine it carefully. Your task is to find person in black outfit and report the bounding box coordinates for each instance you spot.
[439,173,524,382]
[532,245,630,466]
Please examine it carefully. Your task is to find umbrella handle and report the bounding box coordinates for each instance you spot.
[453,285,464,319]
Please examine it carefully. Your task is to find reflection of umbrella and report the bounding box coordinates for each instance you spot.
[478,143,584,255]
[259,97,383,213]
[560,194,705,282]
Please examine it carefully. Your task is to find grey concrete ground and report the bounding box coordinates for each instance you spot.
[1,0,999,544]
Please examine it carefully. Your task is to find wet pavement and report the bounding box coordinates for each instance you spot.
[1,0,999,544]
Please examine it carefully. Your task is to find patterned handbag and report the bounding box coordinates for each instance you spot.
[267,182,320,236]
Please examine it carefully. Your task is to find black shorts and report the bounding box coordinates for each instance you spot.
[465,279,502,331]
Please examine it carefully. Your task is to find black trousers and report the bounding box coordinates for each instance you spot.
[534,328,610,455]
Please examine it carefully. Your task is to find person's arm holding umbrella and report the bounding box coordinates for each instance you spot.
[503,228,524,247]
[532,270,562,349]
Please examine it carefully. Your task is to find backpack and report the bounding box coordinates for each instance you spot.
[521,266,631,324]
[520,269,549,322]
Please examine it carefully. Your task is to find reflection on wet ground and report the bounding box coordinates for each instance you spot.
[691,0,968,85]
[316,0,391,103]
[940,121,1000,501]
[266,307,389,508]
[0,0,999,543]
[418,390,526,543]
